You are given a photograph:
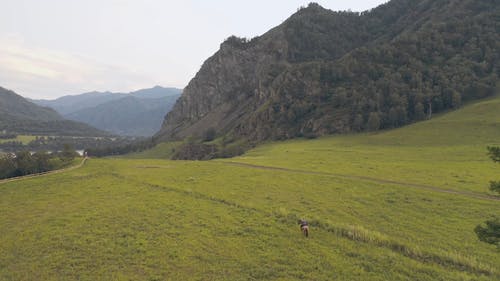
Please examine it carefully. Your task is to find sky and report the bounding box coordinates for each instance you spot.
[0,0,388,99]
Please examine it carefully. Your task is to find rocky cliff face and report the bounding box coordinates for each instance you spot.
[156,27,291,140]
[156,3,369,141]
[156,0,499,143]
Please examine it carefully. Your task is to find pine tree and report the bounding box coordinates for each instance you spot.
[474,147,500,248]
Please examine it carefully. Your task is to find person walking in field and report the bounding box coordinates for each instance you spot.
[299,219,309,237]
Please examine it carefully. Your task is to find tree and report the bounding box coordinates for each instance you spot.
[352,114,364,131]
[367,112,381,131]
[487,146,500,194]
[488,146,500,162]
[60,144,78,162]
[474,217,500,248]
[15,151,36,176]
[203,128,217,142]
[475,147,500,248]
[0,154,16,179]
[33,151,52,173]
[387,107,399,128]
[451,92,462,109]
[413,102,426,121]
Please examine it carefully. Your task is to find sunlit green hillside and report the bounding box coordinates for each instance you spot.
[0,135,36,145]
[228,96,500,195]
[0,96,499,280]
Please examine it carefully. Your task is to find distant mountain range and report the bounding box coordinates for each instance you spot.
[33,86,181,136]
[0,87,109,136]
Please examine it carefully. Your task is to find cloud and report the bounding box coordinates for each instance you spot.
[0,36,159,99]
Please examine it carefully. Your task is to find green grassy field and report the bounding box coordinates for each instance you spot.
[122,142,181,160]
[0,96,499,280]
[226,96,500,195]
[0,135,36,145]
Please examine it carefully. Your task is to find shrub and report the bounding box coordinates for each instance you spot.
[474,217,500,248]
[203,128,217,142]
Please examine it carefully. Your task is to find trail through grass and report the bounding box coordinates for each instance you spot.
[220,161,500,202]
[0,97,499,280]
[225,96,500,195]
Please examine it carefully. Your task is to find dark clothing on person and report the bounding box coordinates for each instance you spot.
[300,220,308,229]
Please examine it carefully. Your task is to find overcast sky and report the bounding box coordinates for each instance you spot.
[0,0,388,99]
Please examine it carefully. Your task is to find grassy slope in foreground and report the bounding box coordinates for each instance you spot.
[0,97,499,280]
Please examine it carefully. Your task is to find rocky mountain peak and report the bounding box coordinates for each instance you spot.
[155,0,499,150]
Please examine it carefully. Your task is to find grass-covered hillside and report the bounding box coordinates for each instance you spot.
[0,135,36,145]
[0,96,499,280]
[227,95,500,195]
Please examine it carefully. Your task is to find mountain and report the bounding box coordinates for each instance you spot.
[34,91,127,116]
[33,86,182,136]
[130,86,181,99]
[0,87,61,122]
[155,0,499,143]
[66,96,179,136]
[0,87,110,136]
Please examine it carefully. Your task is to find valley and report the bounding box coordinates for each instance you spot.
[1,0,499,280]
[1,96,498,280]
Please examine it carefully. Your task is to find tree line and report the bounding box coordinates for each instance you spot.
[0,135,146,155]
[84,138,155,157]
[0,145,78,180]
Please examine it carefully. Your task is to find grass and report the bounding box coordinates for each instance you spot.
[122,142,181,159]
[0,96,499,280]
[225,96,500,195]
[0,135,36,145]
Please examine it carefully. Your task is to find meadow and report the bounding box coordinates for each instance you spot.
[0,96,499,280]
[227,96,500,195]
[0,135,36,145]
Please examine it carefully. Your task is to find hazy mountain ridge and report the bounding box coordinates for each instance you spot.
[0,87,110,136]
[156,0,499,143]
[33,86,181,115]
[34,86,181,136]
[66,95,179,136]
[34,92,128,116]
[1,87,62,122]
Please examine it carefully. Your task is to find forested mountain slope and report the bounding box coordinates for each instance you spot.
[66,96,179,136]
[0,87,110,137]
[34,86,181,136]
[156,0,499,142]
[0,87,61,122]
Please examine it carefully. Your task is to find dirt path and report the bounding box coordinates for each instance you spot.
[0,157,88,185]
[220,161,500,202]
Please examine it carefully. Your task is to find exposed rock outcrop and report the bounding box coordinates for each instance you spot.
[156,0,499,144]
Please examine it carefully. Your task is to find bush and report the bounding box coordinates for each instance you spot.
[172,143,218,160]
[474,217,500,248]
[203,128,217,142]
[59,144,78,162]
[490,181,500,194]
